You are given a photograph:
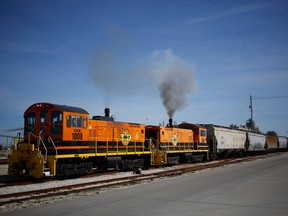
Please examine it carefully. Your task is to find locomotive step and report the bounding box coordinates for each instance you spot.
[44,168,52,177]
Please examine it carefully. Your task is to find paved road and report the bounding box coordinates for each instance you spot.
[3,153,288,216]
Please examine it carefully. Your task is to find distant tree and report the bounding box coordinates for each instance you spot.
[245,119,263,133]
[255,127,262,134]
[246,119,256,130]
[267,131,277,136]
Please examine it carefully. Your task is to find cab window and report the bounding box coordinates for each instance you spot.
[51,111,62,124]
[40,110,46,123]
[83,116,87,128]
[66,115,71,128]
[72,116,82,128]
[200,130,206,136]
[24,113,36,134]
[25,113,36,125]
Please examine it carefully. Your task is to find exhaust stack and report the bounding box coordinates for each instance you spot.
[104,108,110,117]
[168,118,173,127]
[92,107,114,121]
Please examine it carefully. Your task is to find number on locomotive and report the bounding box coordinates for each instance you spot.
[72,132,83,140]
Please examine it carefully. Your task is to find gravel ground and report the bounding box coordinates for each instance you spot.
[0,163,212,213]
[0,164,8,176]
[0,171,137,195]
[0,164,202,196]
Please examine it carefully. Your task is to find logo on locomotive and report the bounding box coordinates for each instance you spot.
[171,134,178,146]
[135,132,139,140]
[120,129,131,146]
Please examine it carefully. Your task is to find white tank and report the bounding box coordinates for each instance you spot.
[247,132,266,151]
[278,136,287,149]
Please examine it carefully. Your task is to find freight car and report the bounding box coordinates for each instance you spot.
[246,132,288,154]
[246,132,266,152]
[8,102,209,179]
[266,131,278,152]
[204,124,247,160]
[278,136,288,151]
[203,124,287,159]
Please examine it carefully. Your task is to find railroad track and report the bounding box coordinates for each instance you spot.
[0,169,119,188]
[0,153,279,207]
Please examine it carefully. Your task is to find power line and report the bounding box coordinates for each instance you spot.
[253,96,288,100]
[0,134,21,139]
[248,95,288,132]
[0,128,23,133]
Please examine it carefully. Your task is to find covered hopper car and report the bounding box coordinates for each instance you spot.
[204,124,247,159]
[278,136,288,150]
[246,132,267,152]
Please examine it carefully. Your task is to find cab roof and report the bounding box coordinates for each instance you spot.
[25,102,89,114]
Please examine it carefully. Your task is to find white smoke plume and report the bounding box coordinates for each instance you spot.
[90,27,149,105]
[90,27,128,99]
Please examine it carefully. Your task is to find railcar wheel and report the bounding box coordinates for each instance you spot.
[210,153,217,161]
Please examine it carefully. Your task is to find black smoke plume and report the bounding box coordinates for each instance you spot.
[145,49,195,118]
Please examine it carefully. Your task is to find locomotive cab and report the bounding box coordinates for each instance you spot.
[23,103,89,149]
[178,123,208,148]
[9,103,90,179]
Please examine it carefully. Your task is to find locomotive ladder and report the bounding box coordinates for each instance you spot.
[36,131,58,162]
[38,130,48,163]
[27,131,48,163]
[48,136,58,156]
[42,136,57,177]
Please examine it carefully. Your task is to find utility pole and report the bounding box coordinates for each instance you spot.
[249,95,253,127]
[247,95,288,133]
[247,95,255,131]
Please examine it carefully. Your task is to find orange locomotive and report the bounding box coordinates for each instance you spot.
[146,119,208,165]
[8,102,209,179]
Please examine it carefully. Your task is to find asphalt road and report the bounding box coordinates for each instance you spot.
[3,153,288,216]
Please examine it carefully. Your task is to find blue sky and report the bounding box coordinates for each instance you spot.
[1,0,288,142]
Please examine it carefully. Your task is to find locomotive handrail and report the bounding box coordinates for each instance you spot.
[38,130,48,163]
[27,131,48,163]
[148,137,161,152]
[145,137,195,152]
[12,133,24,150]
[166,142,194,152]
[146,138,154,151]
[48,136,58,157]
[28,132,39,148]
[28,130,47,162]
[90,137,148,155]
